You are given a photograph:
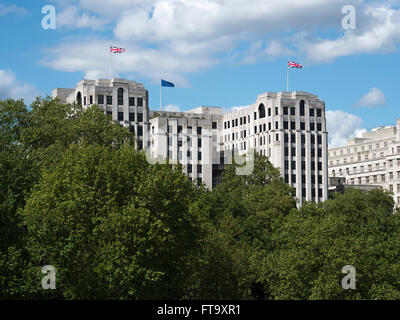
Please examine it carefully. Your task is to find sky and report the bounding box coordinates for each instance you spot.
[0,0,399,148]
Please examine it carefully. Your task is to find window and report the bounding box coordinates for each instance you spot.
[106,95,112,105]
[254,126,257,134]
[129,97,135,106]
[317,109,322,117]
[275,107,278,115]
[290,107,295,116]
[276,121,279,129]
[137,97,143,107]
[137,126,143,136]
[118,112,124,121]
[283,107,288,115]
[310,108,314,117]
[254,112,257,120]
[106,111,112,117]
[77,92,82,105]
[290,122,295,130]
[118,88,124,105]
[284,121,288,129]
[300,122,305,130]
[129,113,135,122]
[137,113,143,122]
[198,152,202,161]
[98,95,104,104]
[259,104,266,118]
[317,123,322,131]
[291,134,296,143]
[197,127,202,135]
[268,108,271,116]
[300,100,305,116]
[89,95,93,105]
[197,164,202,174]
[187,164,192,173]
[84,96,87,106]
[310,123,315,131]
[198,138,202,148]
[178,126,183,134]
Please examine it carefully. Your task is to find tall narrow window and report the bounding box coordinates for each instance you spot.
[118,88,124,105]
[258,104,266,119]
[76,92,82,105]
[300,100,305,116]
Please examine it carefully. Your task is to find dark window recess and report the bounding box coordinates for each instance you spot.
[178,126,183,134]
[138,126,143,136]
[129,126,134,133]
[90,95,93,105]
[318,189,323,197]
[254,126,257,133]
[300,122,305,130]
[254,112,257,120]
[318,162,322,171]
[317,123,322,132]
[137,113,143,122]
[302,175,306,183]
[129,113,135,121]
[197,165,202,173]
[137,140,143,150]
[317,135,322,144]
[118,88,124,105]
[259,104,266,118]
[98,95,104,104]
[285,174,289,183]
[311,162,316,170]
[290,122,295,130]
[268,108,271,116]
[291,134,296,143]
[300,100,305,116]
[275,121,279,129]
[290,107,295,116]
[312,188,316,197]
[301,161,306,170]
[187,164,192,173]
[197,127,202,135]
[284,147,289,156]
[284,134,289,143]
[268,122,271,130]
[187,150,191,157]
[118,112,124,121]
[284,121,288,129]
[317,109,322,117]
[310,123,315,131]
[311,148,315,157]
[212,122,217,129]
[106,111,112,117]
[240,118,243,125]
[292,175,296,183]
[318,149,322,157]
[301,134,305,144]
[310,108,315,117]
[178,140,182,147]
[301,148,305,157]
[232,120,235,127]
[311,175,316,184]
[284,160,289,169]
[84,96,87,105]
[107,95,112,105]
[224,122,227,129]
[198,152,202,161]
[129,97,135,106]
[311,135,315,144]
[283,107,288,115]
[291,148,296,156]
[318,175,323,184]
[137,97,143,107]
[291,161,296,170]
[198,138,202,148]
[275,107,278,115]
[263,123,266,131]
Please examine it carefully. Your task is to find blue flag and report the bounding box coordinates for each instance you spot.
[161,79,175,87]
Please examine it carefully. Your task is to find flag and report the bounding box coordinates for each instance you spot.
[288,60,302,69]
[161,79,175,87]
[110,45,126,53]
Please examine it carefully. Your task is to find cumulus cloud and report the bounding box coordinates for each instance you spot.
[41,0,400,82]
[326,110,366,148]
[0,69,40,104]
[0,3,28,16]
[57,6,109,30]
[164,104,180,112]
[355,87,387,108]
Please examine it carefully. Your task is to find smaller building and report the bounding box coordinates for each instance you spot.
[328,176,381,199]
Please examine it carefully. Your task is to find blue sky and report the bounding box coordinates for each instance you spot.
[0,0,399,147]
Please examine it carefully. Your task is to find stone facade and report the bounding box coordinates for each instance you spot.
[328,119,400,206]
[53,79,329,205]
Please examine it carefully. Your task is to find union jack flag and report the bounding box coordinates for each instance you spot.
[110,45,126,53]
[288,60,302,69]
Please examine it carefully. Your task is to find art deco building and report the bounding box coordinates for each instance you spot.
[53,79,329,205]
[328,119,400,206]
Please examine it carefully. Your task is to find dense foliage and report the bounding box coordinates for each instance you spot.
[1,97,400,299]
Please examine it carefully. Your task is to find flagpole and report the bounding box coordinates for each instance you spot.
[109,44,112,79]
[160,81,162,111]
[286,63,289,92]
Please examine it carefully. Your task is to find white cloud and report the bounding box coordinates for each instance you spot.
[0,3,28,16]
[355,87,387,108]
[326,110,366,148]
[57,6,109,30]
[0,69,39,104]
[41,0,400,82]
[164,104,180,112]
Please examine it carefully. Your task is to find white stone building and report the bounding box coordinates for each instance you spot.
[52,78,150,150]
[328,119,400,205]
[53,79,329,205]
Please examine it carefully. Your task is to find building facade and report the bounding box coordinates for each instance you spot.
[52,78,150,150]
[53,79,329,205]
[328,119,400,206]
